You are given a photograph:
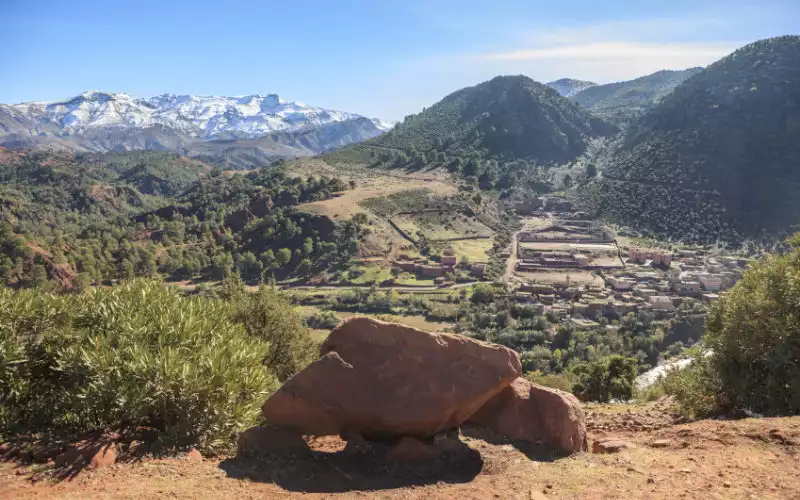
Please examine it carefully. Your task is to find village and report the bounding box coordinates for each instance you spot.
[504,196,748,330]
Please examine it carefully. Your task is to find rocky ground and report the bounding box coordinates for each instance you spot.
[2,400,799,500]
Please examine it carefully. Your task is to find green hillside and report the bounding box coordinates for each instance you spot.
[570,68,703,126]
[0,149,362,289]
[330,75,615,171]
[583,36,800,243]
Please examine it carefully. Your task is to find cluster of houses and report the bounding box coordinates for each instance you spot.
[515,221,622,273]
[509,242,750,330]
[392,249,487,279]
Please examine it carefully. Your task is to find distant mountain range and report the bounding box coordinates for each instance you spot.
[0,92,394,168]
[568,68,703,126]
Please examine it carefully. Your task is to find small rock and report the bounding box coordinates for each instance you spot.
[592,439,632,454]
[723,482,732,488]
[680,468,692,474]
[88,443,117,469]
[186,448,203,462]
[647,477,655,484]
[388,437,439,462]
[650,439,672,448]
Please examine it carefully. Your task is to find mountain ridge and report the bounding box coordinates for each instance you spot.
[0,91,394,168]
[546,78,598,97]
[583,36,800,243]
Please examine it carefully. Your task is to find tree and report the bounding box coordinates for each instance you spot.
[276,248,292,267]
[586,163,597,178]
[571,355,637,402]
[562,174,573,189]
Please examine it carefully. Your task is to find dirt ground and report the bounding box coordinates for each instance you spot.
[3,401,799,500]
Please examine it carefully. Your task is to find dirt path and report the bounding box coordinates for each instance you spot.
[4,403,799,499]
[503,228,521,283]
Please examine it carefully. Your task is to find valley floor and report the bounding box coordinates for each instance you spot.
[3,401,799,499]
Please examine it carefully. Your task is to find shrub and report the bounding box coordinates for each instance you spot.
[0,280,283,453]
[571,355,638,402]
[671,239,800,416]
[306,310,340,330]
[660,355,721,418]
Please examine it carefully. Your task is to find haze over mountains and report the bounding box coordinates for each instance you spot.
[0,91,393,169]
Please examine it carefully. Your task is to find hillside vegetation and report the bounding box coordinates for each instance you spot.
[0,279,314,453]
[0,150,363,289]
[364,75,616,164]
[326,76,616,197]
[570,68,702,126]
[583,36,800,243]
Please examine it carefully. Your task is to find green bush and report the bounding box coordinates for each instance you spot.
[660,355,721,418]
[0,279,290,453]
[571,355,638,402]
[694,239,800,415]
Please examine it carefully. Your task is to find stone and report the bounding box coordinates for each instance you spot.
[387,437,440,462]
[650,439,672,448]
[469,378,588,454]
[88,443,117,469]
[262,317,521,438]
[55,441,117,469]
[186,448,203,462]
[592,438,632,454]
[237,425,310,457]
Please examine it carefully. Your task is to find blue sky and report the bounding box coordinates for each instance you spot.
[1,0,798,120]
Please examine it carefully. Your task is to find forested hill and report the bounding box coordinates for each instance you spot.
[0,149,362,289]
[584,36,800,243]
[335,75,617,168]
[570,68,703,126]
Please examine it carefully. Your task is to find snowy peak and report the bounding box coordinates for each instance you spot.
[546,78,598,97]
[4,91,392,139]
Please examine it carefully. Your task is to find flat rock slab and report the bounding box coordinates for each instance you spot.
[592,438,633,454]
[262,317,521,438]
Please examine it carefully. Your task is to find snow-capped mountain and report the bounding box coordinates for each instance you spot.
[0,91,394,168]
[546,78,598,98]
[4,91,393,138]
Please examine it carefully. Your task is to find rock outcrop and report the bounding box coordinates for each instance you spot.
[469,378,588,454]
[261,317,522,439]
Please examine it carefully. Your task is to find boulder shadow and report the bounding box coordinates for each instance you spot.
[219,439,483,493]
[459,423,561,463]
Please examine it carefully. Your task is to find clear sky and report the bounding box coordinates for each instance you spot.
[1,0,798,120]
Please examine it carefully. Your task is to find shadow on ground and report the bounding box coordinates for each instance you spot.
[459,424,561,463]
[219,439,483,493]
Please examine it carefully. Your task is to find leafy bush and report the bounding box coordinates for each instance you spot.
[660,355,721,418]
[695,239,800,415]
[0,279,293,453]
[306,310,340,330]
[571,355,638,402]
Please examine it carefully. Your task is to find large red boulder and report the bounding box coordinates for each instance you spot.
[261,317,521,438]
[469,377,588,454]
